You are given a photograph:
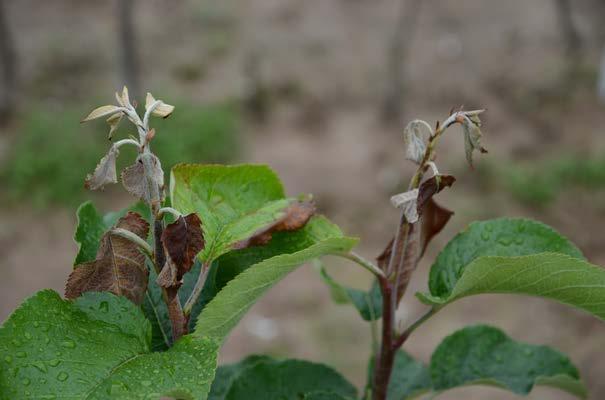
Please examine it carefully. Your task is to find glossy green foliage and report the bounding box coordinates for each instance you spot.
[209,356,357,400]
[379,325,585,399]
[428,218,583,298]
[0,291,218,399]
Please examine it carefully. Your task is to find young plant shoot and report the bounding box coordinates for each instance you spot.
[0,89,604,400]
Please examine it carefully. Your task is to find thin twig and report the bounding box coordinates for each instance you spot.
[183,262,210,316]
[338,252,386,278]
[111,227,153,257]
[392,307,439,350]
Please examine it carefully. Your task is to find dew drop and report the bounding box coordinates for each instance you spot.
[497,236,513,246]
[15,351,27,358]
[40,325,50,332]
[56,371,69,382]
[48,359,61,367]
[4,356,12,364]
[32,361,47,373]
[21,378,30,386]
[141,380,152,387]
[33,321,40,328]
[61,340,76,349]
[480,231,490,241]
[514,237,524,245]
[99,301,109,313]
[24,332,32,340]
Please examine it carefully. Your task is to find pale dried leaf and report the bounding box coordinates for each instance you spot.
[121,86,130,107]
[65,212,150,304]
[390,189,419,223]
[145,92,174,118]
[403,120,430,164]
[85,146,119,190]
[106,112,123,140]
[81,105,121,123]
[121,154,164,203]
[462,115,488,168]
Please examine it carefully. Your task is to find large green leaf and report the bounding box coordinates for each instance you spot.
[428,218,583,298]
[0,290,218,399]
[171,164,307,262]
[370,326,585,399]
[419,253,605,321]
[430,325,586,398]
[216,357,358,400]
[208,355,272,400]
[318,263,382,321]
[195,216,358,341]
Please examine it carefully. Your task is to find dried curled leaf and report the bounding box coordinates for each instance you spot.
[81,105,121,123]
[85,146,119,190]
[379,175,455,300]
[417,175,456,212]
[65,212,150,304]
[121,153,165,204]
[461,114,488,168]
[106,112,123,140]
[157,213,204,289]
[235,200,317,249]
[390,189,420,223]
[403,120,431,164]
[145,92,174,118]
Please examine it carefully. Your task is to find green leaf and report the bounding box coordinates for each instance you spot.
[0,290,218,399]
[171,164,307,262]
[430,325,586,398]
[366,350,430,400]
[221,358,358,400]
[428,218,584,299]
[195,216,358,341]
[318,263,382,321]
[419,253,605,321]
[386,351,432,400]
[208,355,273,400]
[73,201,150,265]
[302,392,352,400]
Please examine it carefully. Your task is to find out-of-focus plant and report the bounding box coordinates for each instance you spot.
[1,90,604,400]
[1,99,239,207]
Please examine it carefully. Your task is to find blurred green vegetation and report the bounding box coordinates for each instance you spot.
[479,153,605,207]
[1,102,240,208]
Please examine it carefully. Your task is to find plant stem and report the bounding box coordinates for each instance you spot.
[373,275,396,400]
[183,262,210,316]
[339,252,385,278]
[111,227,153,257]
[392,307,438,350]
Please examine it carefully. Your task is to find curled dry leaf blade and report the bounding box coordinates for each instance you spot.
[81,105,121,123]
[65,212,150,304]
[106,112,123,140]
[146,92,175,118]
[234,200,316,249]
[122,154,164,203]
[85,146,119,190]
[157,213,204,289]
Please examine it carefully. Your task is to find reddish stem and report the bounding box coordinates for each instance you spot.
[372,275,396,400]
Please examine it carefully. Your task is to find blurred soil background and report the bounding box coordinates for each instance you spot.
[2,1,605,398]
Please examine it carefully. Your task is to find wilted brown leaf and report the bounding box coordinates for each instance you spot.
[157,213,204,289]
[378,175,455,301]
[65,212,150,304]
[234,200,316,249]
[85,146,119,190]
[417,174,455,212]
